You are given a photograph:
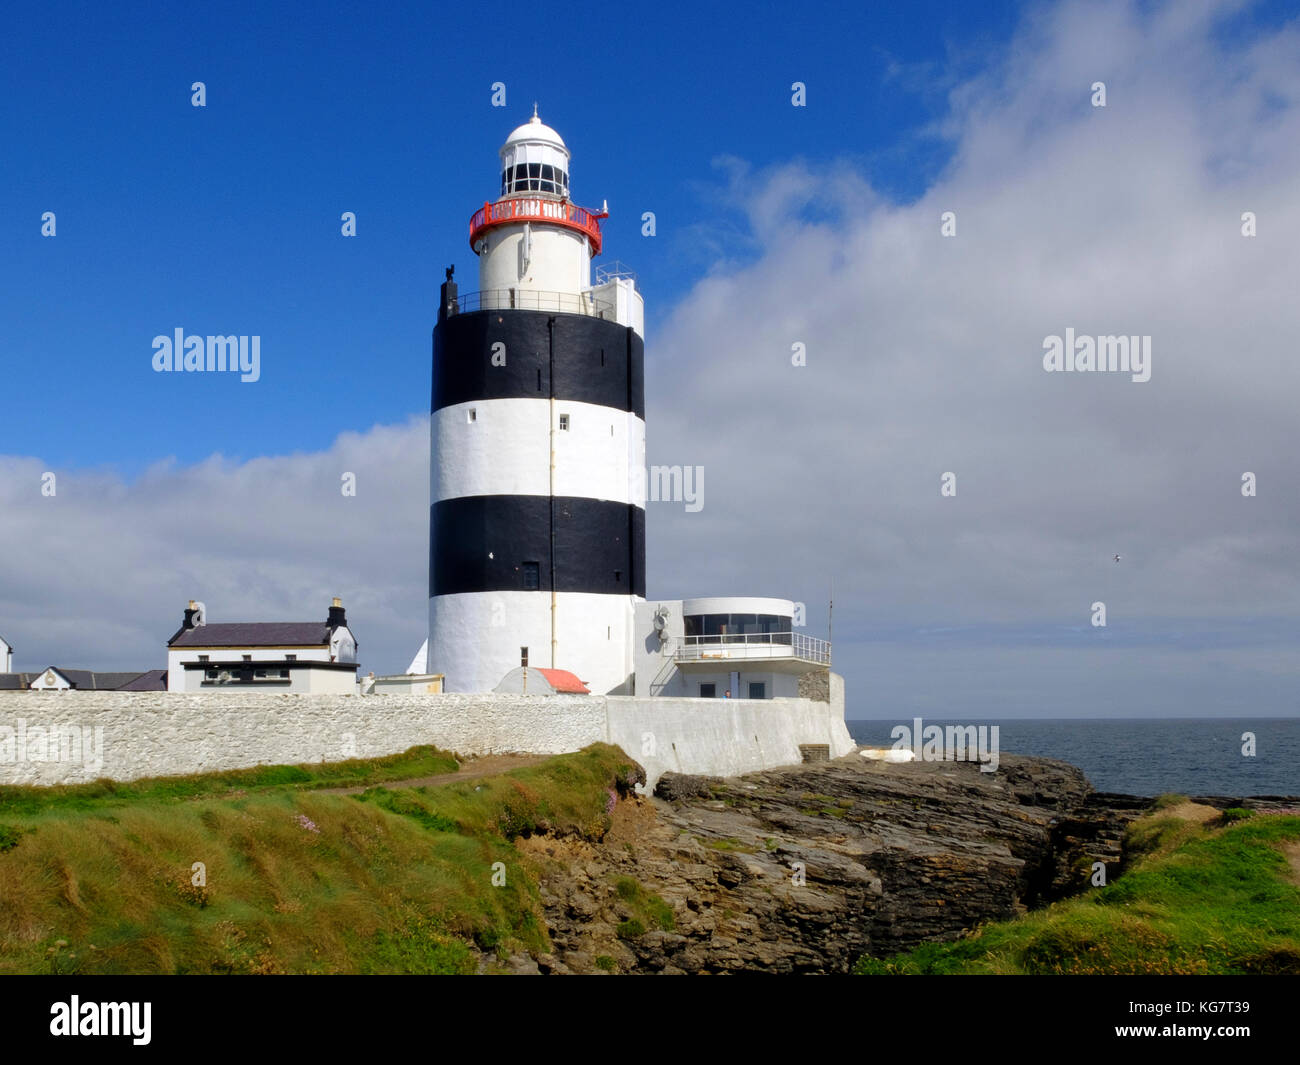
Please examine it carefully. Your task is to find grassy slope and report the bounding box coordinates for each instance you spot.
[855,802,1300,975]
[0,743,641,974]
[0,745,461,815]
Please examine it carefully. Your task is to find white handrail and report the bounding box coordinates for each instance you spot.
[673,632,831,665]
[450,288,616,317]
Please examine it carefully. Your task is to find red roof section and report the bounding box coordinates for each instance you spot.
[536,668,589,694]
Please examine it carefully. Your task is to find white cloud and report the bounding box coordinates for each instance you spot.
[646,0,1300,714]
[0,419,429,675]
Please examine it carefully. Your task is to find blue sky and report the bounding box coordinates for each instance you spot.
[3,0,1300,718]
[0,0,1027,470]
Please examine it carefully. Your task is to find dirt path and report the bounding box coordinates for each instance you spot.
[317,753,548,796]
[1282,841,1300,886]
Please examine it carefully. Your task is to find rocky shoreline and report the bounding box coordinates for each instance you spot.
[508,751,1299,974]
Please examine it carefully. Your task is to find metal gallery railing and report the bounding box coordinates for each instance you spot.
[673,632,831,665]
[469,197,607,253]
[447,288,616,318]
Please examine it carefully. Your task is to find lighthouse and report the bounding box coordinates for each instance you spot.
[426,110,646,694]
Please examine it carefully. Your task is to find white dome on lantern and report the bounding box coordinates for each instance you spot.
[498,108,571,198]
[501,111,568,153]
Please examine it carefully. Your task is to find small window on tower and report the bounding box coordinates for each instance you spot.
[467,408,477,423]
[520,647,529,667]
[522,561,540,590]
[558,413,569,431]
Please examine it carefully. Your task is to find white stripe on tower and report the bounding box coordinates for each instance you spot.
[432,400,646,505]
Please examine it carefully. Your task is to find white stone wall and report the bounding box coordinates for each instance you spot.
[606,694,854,785]
[0,676,852,790]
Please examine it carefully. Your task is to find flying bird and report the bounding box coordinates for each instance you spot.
[1113,554,1121,562]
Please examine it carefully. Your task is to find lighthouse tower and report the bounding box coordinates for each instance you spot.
[426,110,646,694]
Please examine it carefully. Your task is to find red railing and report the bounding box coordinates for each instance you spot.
[469,198,607,254]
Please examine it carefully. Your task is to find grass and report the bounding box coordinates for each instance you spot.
[0,745,461,815]
[854,804,1300,975]
[613,876,675,934]
[0,743,641,974]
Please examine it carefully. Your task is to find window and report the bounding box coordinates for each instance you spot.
[467,408,477,423]
[558,413,569,430]
[614,569,622,583]
[286,654,296,662]
[700,683,716,698]
[198,654,209,663]
[748,682,766,700]
[242,654,252,662]
[522,561,540,590]
[520,647,528,667]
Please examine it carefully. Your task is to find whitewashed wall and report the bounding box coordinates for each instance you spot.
[0,679,851,790]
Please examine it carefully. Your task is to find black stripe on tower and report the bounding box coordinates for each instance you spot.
[432,310,644,418]
[430,496,646,598]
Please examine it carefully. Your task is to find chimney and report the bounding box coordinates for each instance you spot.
[327,597,347,631]
[183,599,205,629]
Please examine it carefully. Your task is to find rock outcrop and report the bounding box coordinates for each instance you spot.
[518,752,1148,974]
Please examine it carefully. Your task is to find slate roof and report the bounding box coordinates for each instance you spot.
[0,669,158,691]
[168,622,332,648]
[119,669,168,691]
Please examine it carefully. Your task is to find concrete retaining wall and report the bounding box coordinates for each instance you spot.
[0,677,853,790]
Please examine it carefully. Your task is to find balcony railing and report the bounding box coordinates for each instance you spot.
[447,288,616,318]
[673,632,831,666]
[469,197,607,254]
[595,261,638,288]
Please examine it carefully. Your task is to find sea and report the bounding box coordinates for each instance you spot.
[846,717,1300,798]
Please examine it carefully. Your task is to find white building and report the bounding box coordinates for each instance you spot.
[0,634,11,673]
[632,598,831,699]
[166,598,359,693]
